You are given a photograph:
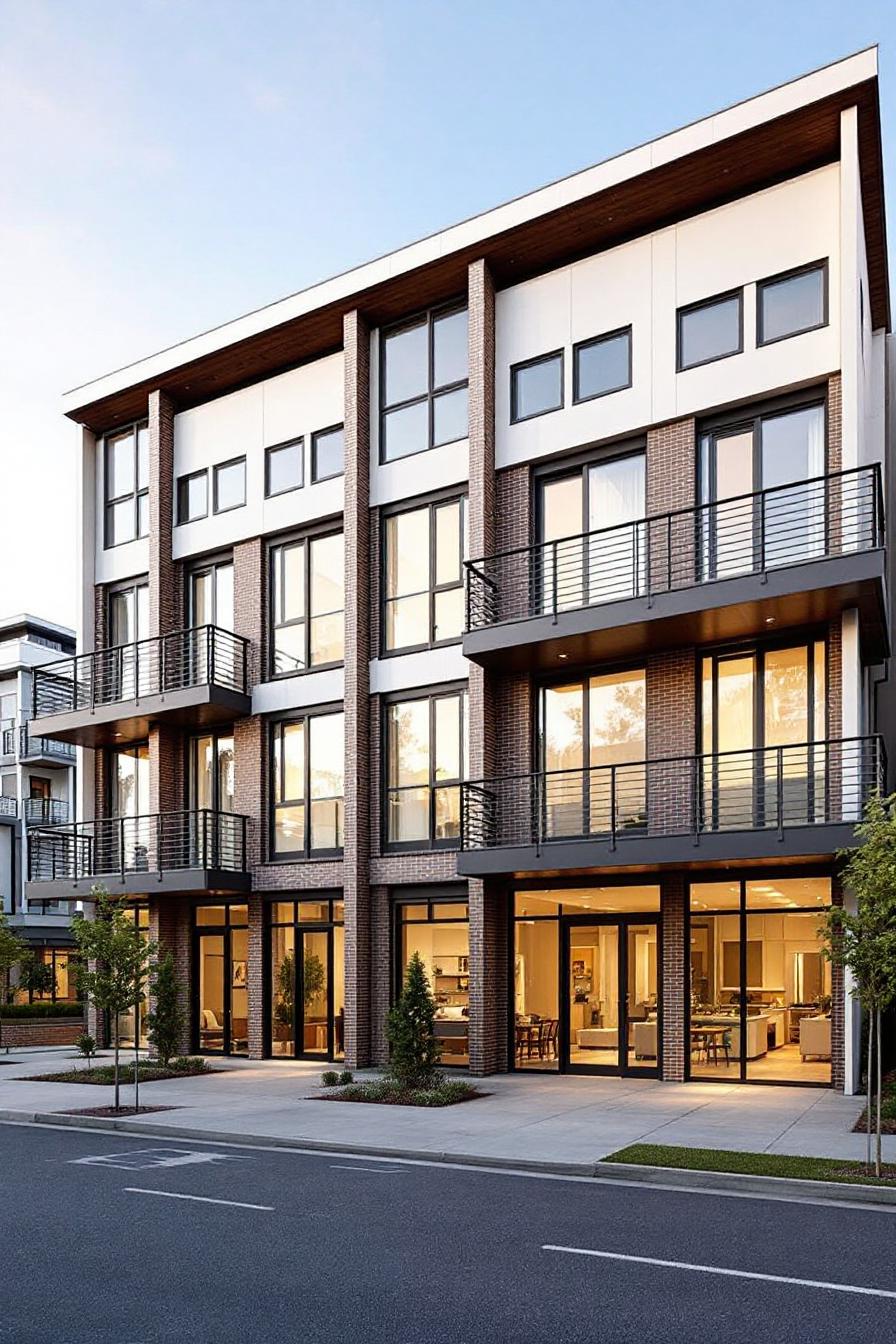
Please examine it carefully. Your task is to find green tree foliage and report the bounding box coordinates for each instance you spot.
[0,912,26,1052]
[145,950,185,1068]
[386,951,442,1090]
[16,953,56,1001]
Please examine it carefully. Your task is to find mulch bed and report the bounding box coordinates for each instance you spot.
[59,1105,180,1117]
[829,1164,896,1183]
[314,1080,484,1108]
[18,1063,212,1086]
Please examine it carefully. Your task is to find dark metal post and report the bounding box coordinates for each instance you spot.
[551,541,558,624]
[208,626,216,687]
[609,766,617,851]
[776,747,784,839]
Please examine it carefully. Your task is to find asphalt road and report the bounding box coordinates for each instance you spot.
[2,1122,895,1344]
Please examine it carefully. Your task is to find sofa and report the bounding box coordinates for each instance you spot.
[632,1019,658,1060]
[799,1015,831,1061]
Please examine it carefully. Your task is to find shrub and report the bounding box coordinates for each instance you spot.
[321,1070,340,1087]
[338,1069,353,1084]
[75,1033,97,1070]
[2,1002,84,1020]
[387,951,441,1090]
[145,951,185,1068]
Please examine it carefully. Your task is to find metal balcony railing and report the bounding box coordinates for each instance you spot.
[31,625,250,721]
[24,798,69,826]
[18,726,76,763]
[460,736,885,852]
[1,718,16,756]
[27,809,249,882]
[465,466,884,631]
[0,796,16,819]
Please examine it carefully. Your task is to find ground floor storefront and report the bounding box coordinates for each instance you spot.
[110,867,847,1091]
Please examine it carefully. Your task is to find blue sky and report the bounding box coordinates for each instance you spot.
[1,0,894,627]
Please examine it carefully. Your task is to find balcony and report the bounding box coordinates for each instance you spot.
[457,735,884,876]
[24,798,70,827]
[464,467,887,670]
[25,809,250,900]
[0,796,16,825]
[17,725,77,766]
[31,625,252,748]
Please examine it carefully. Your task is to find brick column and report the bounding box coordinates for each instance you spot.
[370,885,391,1066]
[247,895,265,1059]
[233,537,265,876]
[661,876,686,1081]
[646,417,695,592]
[647,650,697,837]
[148,389,181,638]
[342,309,372,1069]
[466,259,504,1075]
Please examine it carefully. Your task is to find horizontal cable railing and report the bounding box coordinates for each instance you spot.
[24,798,69,826]
[32,625,250,720]
[461,736,885,852]
[0,718,15,756]
[465,465,883,631]
[27,809,249,882]
[19,726,76,762]
[0,796,16,818]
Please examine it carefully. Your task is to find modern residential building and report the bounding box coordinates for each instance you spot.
[0,614,78,1002]
[36,48,891,1092]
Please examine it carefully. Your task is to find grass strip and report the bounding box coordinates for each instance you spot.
[603,1143,896,1187]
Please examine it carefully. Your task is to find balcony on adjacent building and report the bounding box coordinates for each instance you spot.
[0,795,16,825]
[17,725,77,766]
[457,735,885,875]
[25,808,250,900]
[23,798,70,827]
[30,625,252,747]
[464,467,887,670]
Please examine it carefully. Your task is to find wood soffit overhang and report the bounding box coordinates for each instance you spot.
[68,78,888,434]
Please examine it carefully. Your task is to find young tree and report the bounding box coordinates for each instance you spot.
[145,950,185,1068]
[823,792,896,1176]
[0,913,26,1053]
[16,953,56,1002]
[72,887,157,1112]
[387,951,442,1090]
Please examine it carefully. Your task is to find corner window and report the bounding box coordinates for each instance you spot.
[213,457,246,514]
[271,711,344,858]
[757,261,828,346]
[384,496,466,652]
[270,531,345,675]
[511,351,563,423]
[265,440,303,497]
[677,291,743,371]
[312,425,344,482]
[177,470,208,525]
[381,305,468,462]
[104,421,149,547]
[573,327,632,403]
[385,688,468,849]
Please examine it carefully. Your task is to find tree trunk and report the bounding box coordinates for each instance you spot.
[876,1007,883,1179]
[113,1017,120,1113]
[866,1010,874,1170]
[134,996,140,1113]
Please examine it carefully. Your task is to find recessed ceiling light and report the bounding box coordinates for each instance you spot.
[558,652,568,660]
[765,616,775,625]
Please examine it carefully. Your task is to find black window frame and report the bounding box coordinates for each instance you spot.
[268,524,345,679]
[381,490,467,657]
[311,423,345,484]
[212,456,247,515]
[269,705,345,861]
[572,326,633,404]
[186,552,235,629]
[103,420,149,550]
[756,259,829,348]
[379,301,469,464]
[510,349,565,424]
[264,438,304,498]
[176,469,209,525]
[676,288,744,373]
[382,684,468,854]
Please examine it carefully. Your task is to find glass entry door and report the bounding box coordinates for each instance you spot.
[269,913,345,1061]
[563,916,660,1075]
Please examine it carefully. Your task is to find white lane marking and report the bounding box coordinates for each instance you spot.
[125,1188,273,1211]
[329,1164,406,1174]
[542,1245,896,1298]
[74,1148,242,1170]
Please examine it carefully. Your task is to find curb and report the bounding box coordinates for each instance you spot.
[1,1109,894,1207]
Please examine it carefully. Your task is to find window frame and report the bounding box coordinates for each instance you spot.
[186,553,235,629]
[379,301,469,464]
[382,683,468,854]
[311,423,345,484]
[676,287,744,373]
[176,469,209,525]
[103,420,149,550]
[380,490,467,657]
[697,387,829,505]
[269,705,345,861]
[264,438,304,498]
[756,259,829,348]
[510,349,565,424]
[212,456,247,515]
[572,326,633,404]
[268,524,345,679]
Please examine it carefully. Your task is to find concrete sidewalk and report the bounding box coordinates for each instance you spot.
[1,1048,893,1167]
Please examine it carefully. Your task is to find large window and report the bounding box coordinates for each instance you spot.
[689,877,832,1084]
[511,351,563,423]
[381,305,468,461]
[396,897,469,1067]
[104,422,149,548]
[189,558,234,630]
[540,669,646,838]
[383,496,466,652]
[270,531,344,675]
[385,689,467,849]
[271,710,344,858]
[677,290,743,371]
[190,732,235,814]
[758,261,828,346]
[195,904,249,1056]
[270,898,345,1061]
